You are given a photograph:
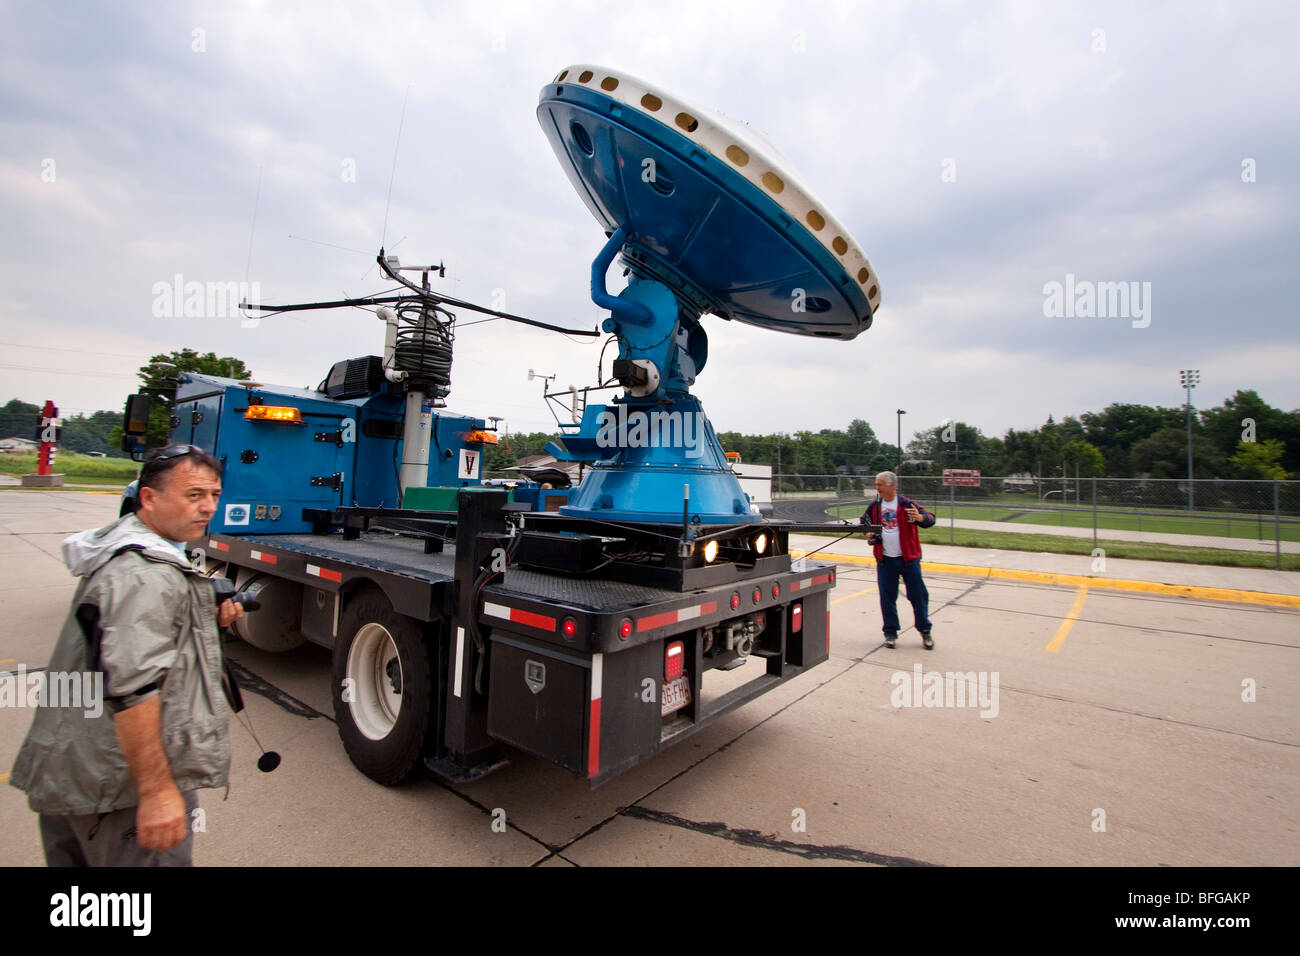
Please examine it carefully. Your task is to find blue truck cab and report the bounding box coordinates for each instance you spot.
[156,363,492,533]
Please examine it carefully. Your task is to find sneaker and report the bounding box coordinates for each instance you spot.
[921,629,934,650]
[884,636,897,648]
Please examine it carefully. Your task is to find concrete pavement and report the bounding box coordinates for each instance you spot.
[2,490,1297,867]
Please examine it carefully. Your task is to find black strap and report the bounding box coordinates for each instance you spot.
[222,659,244,713]
[73,544,194,713]
[74,601,152,713]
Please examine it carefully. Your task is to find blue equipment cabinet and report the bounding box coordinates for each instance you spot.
[169,372,487,534]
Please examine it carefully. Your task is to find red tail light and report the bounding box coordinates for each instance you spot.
[729,592,740,610]
[752,587,762,605]
[562,617,577,638]
[619,618,633,640]
[791,602,803,633]
[665,641,684,681]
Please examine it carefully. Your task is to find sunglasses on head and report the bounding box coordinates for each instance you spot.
[150,443,203,462]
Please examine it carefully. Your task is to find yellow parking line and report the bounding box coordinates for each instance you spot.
[1045,585,1089,653]
[0,658,14,664]
[794,550,1300,610]
[0,771,9,784]
[831,587,877,607]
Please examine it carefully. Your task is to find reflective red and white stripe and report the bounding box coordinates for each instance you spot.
[306,563,342,583]
[249,549,278,565]
[789,573,831,592]
[453,627,466,698]
[208,539,230,553]
[636,600,718,633]
[588,653,603,778]
[482,601,556,633]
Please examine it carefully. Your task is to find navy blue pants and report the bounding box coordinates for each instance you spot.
[876,555,931,637]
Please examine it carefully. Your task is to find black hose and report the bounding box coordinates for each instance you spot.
[392,298,455,400]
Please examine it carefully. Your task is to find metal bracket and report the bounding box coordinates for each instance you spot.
[314,430,344,447]
[311,473,343,491]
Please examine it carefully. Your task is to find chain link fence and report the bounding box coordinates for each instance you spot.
[774,474,1300,568]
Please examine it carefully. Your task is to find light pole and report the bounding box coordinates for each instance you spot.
[1179,369,1199,512]
[774,434,782,493]
[895,409,906,477]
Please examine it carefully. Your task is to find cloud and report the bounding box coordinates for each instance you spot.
[0,0,1295,448]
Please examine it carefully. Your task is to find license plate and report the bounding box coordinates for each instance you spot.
[662,673,691,716]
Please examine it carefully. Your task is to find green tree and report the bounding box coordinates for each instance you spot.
[1001,427,1038,474]
[845,418,878,452]
[1229,439,1289,480]
[485,430,564,471]
[1199,390,1277,456]
[0,398,41,441]
[1130,428,1224,479]
[793,431,831,482]
[1081,403,1184,477]
[982,435,1006,474]
[136,349,253,449]
[1037,415,1062,471]
[1060,439,1105,477]
[1057,415,1087,446]
[61,410,127,456]
[1199,390,1300,474]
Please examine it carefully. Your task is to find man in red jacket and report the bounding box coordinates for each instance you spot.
[861,471,936,649]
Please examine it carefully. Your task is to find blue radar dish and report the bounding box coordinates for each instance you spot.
[538,65,880,339]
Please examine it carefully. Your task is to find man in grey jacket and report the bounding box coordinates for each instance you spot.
[10,444,242,866]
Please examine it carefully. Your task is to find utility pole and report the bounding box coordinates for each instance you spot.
[896,409,906,475]
[1179,369,1200,512]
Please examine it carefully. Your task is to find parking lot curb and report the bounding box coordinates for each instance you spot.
[794,549,1300,610]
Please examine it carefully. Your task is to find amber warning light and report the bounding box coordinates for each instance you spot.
[244,405,303,423]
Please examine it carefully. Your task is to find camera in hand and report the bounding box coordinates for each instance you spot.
[211,576,261,612]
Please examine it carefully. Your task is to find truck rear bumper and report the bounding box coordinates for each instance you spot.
[483,573,832,786]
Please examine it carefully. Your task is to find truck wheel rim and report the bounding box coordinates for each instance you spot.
[347,623,403,740]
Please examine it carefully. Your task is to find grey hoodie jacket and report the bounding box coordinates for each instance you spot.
[9,514,230,815]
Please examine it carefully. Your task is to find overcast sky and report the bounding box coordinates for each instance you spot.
[2,0,1297,449]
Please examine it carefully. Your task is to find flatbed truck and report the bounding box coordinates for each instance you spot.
[200,489,835,787]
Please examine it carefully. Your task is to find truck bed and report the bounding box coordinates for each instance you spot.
[209,527,835,653]
[235,530,702,608]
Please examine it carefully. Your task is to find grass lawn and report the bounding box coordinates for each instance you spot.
[0,450,137,486]
[802,524,1298,571]
[827,501,1300,543]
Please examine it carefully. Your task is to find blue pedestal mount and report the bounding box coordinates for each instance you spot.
[537,65,881,525]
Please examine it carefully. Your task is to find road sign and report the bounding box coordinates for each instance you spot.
[942,468,981,487]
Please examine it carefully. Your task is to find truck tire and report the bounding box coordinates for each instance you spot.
[332,587,434,785]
